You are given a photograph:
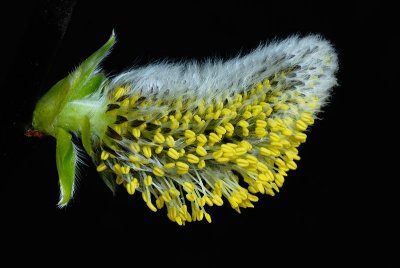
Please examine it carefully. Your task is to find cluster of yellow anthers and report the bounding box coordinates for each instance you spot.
[95,75,318,225]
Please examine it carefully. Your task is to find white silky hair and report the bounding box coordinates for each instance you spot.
[108,34,338,108]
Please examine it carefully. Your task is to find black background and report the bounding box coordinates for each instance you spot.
[0,0,395,265]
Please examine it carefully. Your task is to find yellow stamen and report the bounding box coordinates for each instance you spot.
[163,162,176,169]
[142,145,152,158]
[147,201,157,212]
[100,151,109,160]
[154,133,165,144]
[167,148,180,160]
[196,134,207,145]
[196,146,207,157]
[153,166,165,177]
[144,175,153,186]
[187,154,200,164]
[165,135,175,147]
[132,128,141,138]
[155,146,163,154]
[198,160,206,169]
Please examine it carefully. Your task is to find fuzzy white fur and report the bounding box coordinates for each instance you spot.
[108,35,338,108]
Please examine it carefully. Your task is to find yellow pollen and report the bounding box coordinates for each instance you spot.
[236,158,249,167]
[296,120,308,131]
[129,142,140,153]
[165,135,175,147]
[101,151,109,160]
[215,126,226,135]
[153,166,165,177]
[147,201,157,212]
[163,162,176,169]
[167,148,180,160]
[224,123,234,133]
[198,159,206,169]
[128,155,140,162]
[184,130,196,139]
[132,128,141,138]
[176,161,189,171]
[113,87,126,99]
[144,175,153,186]
[155,146,163,154]
[116,176,124,185]
[237,120,249,128]
[187,154,200,164]
[154,133,165,144]
[96,162,107,172]
[183,182,194,193]
[196,146,208,157]
[142,146,152,158]
[197,134,207,145]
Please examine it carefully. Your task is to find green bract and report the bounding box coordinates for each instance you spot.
[33,33,115,206]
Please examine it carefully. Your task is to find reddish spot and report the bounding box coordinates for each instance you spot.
[25,129,46,139]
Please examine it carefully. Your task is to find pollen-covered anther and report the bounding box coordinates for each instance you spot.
[187,154,200,164]
[259,147,273,156]
[255,127,267,137]
[215,126,226,136]
[295,120,308,131]
[100,151,109,160]
[198,159,206,169]
[294,132,307,142]
[176,161,189,174]
[126,178,139,195]
[224,123,234,135]
[208,132,221,145]
[186,193,196,202]
[113,87,126,100]
[196,134,207,146]
[155,146,163,154]
[221,144,235,154]
[132,128,141,138]
[153,132,165,144]
[142,145,152,158]
[212,195,223,206]
[183,182,194,193]
[184,130,196,145]
[152,166,165,177]
[163,162,176,169]
[167,148,180,160]
[235,147,247,156]
[156,197,164,209]
[165,135,175,147]
[129,142,140,153]
[146,201,158,212]
[286,160,297,170]
[116,176,124,185]
[144,175,153,186]
[196,146,207,157]
[236,158,249,167]
[96,162,107,172]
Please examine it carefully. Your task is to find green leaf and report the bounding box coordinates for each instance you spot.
[56,128,77,207]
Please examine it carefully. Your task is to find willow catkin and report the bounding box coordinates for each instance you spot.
[31,32,338,225]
